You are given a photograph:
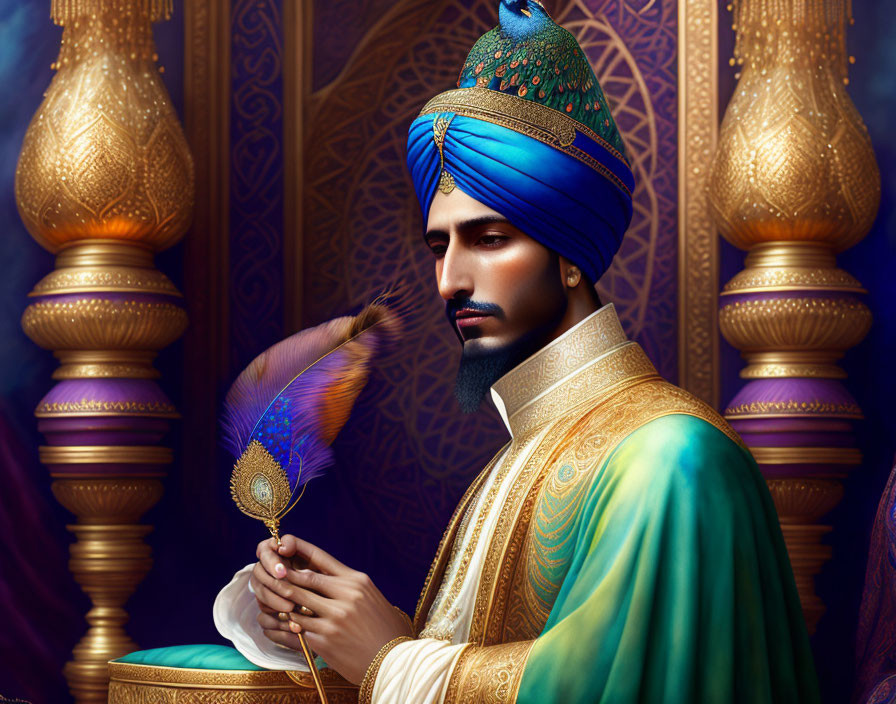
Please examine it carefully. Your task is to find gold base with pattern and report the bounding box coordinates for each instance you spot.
[107,662,359,704]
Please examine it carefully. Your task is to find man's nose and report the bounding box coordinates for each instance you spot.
[437,240,474,301]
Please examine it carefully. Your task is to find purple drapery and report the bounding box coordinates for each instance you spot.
[855,454,896,704]
[0,401,82,702]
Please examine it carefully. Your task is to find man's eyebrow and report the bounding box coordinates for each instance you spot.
[456,215,510,232]
[424,215,510,243]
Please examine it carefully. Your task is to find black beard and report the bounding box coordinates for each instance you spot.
[454,318,561,414]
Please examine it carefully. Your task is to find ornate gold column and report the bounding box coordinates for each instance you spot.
[15,1,193,701]
[710,0,879,633]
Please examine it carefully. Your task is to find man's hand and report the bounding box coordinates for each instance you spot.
[250,535,414,685]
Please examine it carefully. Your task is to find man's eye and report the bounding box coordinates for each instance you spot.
[478,234,508,247]
[429,244,447,256]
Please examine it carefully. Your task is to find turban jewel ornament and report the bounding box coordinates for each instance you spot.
[222,301,401,542]
[407,0,635,285]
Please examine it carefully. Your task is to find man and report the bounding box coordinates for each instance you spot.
[215,2,820,701]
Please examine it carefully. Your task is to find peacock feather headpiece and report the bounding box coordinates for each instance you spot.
[457,0,626,158]
[221,301,401,540]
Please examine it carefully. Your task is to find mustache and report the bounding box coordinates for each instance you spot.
[444,297,505,321]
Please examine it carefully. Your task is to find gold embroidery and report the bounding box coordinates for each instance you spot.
[724,399,862,418]
[35,399,179,417]
[413,448,505,633]
[414,305,746,647]
[506,343,658,437]
[419,88,631,196]
[420,436,541,640]
[107,661,358,704]
[422,87,624,160]
[477,380,745,644]
[491,303,627,416]
[443,641,534,703]
[433,115,457,194]
[520,459,591,630]
[358,636,413,704]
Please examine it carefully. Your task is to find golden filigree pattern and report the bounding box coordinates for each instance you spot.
[30,267,182,296]
[414,449,505,634]
[710,0,880,253]
[719,297,872,352]
[421,87,631,195]
[724,400,863,418]
[230,439,293,526]
[505,343,657,437]
[722,266,865,293]
[433,115,457,194]
[21,299,188,352]
[420,434,544,641]
[443,641,534,704]
[677,0,719,404]
[109,661,357,691]
[521,461,591,625]
[492,303,627,415]
[36,399,178,417]
[108,683,358,704]
[15,1,194,253]
[474,380,744,645]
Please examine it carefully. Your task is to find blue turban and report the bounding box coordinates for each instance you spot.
[406,90,634,284]
[406,0,636,284]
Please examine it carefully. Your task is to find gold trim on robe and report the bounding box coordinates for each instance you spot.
[413,304,743,658]
[442,641,535,704]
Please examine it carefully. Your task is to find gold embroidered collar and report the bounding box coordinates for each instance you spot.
[490,303,658,438]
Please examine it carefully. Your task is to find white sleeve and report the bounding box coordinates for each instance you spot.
[371,638,467,704]
[212,563,310,671]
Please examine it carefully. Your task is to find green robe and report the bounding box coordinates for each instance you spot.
[517,413,819,703]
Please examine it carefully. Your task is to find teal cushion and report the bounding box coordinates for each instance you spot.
[115,644,264,671]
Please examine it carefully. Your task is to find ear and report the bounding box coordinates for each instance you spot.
[558,256,582,289]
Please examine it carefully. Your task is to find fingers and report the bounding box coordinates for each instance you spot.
[257,600,279,615]
[257,610,293,633]
[276,581,335,618]
[282,567,349,598]
[262,628,303,651]
[252,562,297,601]
[252,564,340,616]
[285,611,335,637]
[250,579,296,614]
[277,535,349,576]
[256,538,288,580]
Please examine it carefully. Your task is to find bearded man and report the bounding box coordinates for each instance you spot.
[214,2,820,702]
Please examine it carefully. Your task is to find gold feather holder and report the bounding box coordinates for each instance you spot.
[230,440,300,541]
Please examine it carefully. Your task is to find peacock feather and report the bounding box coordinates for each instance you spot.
[457,0,626,157]
[222,301,401,538]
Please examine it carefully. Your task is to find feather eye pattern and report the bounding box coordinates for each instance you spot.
[222,302,401,534]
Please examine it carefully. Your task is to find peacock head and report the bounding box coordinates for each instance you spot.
[498,0,552,39]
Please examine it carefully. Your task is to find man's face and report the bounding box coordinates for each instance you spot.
[425,187,569,410]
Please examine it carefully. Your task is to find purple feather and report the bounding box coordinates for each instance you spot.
[220,302,402,494]
[220,315,358,459]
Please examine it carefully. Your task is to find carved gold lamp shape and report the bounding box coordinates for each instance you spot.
[710,0,880,633]
[15,1,194,702]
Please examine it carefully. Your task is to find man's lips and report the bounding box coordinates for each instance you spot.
[455,309,492,329]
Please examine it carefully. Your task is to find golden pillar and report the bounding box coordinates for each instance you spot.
[15,1,193,701]
[710,0,879,633]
